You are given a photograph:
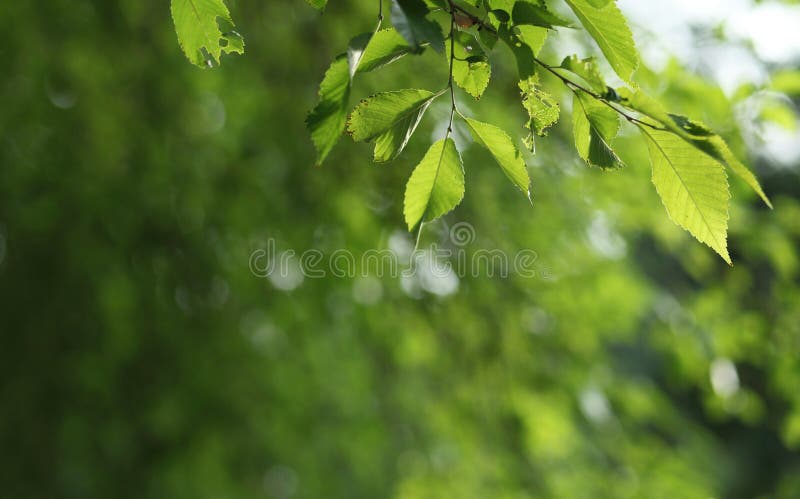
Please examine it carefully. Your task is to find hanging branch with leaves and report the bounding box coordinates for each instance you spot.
[171,0,773,265]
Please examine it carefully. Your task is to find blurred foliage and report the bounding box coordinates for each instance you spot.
[1,1,800,498]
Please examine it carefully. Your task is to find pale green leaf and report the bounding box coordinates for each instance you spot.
[171,0,244,68]
[306,56,351,165]
[347,89,439,162]
[391,0,445,53]
[404,138,465,230]
[465,118,531,198]
[770,69,800,96]
[572,92,623,169]
[619,88,772,208]
[643,128,731,264]
[563,0,638,84]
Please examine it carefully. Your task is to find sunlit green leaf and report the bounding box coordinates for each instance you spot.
[643,127,731,264]
[347,89,439,162]
[357,28,415,74]
[572,92,623,170]
[563,0,638,84]
[619,88,772,208]
[171,0,244,68]
[449,32,491,99]
[306,56,351,166]
[465,118,531,198]
[404,138,465,230]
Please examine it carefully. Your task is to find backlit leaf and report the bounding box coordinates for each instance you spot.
[306,56,351,165]
[347,89,439,162]
[572,92,623,169]
[563,0,638,84]
[171,0,244,68]
[643,127,731,264]
[465,118,531,198]
[404,138,465,230]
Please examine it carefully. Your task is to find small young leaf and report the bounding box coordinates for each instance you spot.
[306,56,351,166]
[391,0,445,53]
[347,89,439,162]
[171,0,244,68]
[519,75,560,150]
[449,32,491,99]
[465,118,531,198]
[560,55,606,94]
[572,92,623,170]
[642,127,731,264]
[404,138,465,230]
[305,0,328,10]
[563,0,639,84]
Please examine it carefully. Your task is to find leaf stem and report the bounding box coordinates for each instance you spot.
[446,0,458,137]
[375,0,384,32]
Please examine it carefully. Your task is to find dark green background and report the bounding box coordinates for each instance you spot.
[1,1,799,497]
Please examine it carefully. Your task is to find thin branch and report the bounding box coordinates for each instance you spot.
[446,0,458,136]
[447,4,664,130]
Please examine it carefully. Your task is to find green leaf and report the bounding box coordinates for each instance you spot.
[449,32,491,99]
[642,127,731,264]
[404,138,465,230]
[306,56,351,166]
[391,0,445,53]
[465,118,531,198]
[572,92,623,170]
[512,1,573,29]
[305,0,328,10]
[705,135,773,209]
[560,55,606,94]
[357,28,415,74]
[563,0,638,84]
[519,75,560,150]
[771,69,800,96]
[346,33,373,79]
[347,89,439,162]
[171,0,244,68]
[618,88,772,208]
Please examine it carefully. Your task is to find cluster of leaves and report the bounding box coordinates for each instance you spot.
[173,0,772,264]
